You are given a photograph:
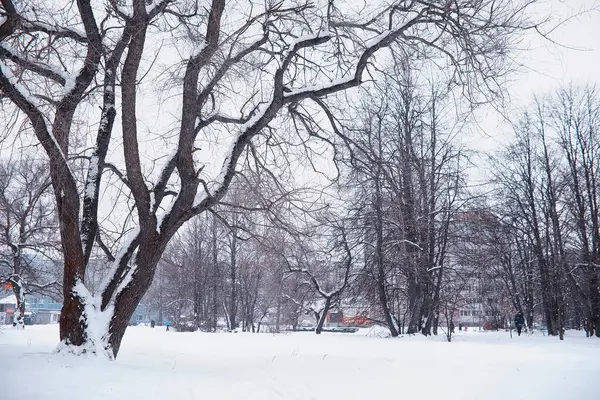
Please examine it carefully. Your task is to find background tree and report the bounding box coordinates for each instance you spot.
[328,58,469,336]
[0,156,61,327]
[487,84,600,338]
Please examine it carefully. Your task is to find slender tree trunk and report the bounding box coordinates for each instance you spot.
[10,278,26,328]
[374,177,399,337]
[229,225,238,330]
[212,213,219,332]
[315,297,332,334]
[275,295,282,333]
[429,269,444,336]
[194,261,200,328]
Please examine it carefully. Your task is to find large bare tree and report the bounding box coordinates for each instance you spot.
[0,0,533,357]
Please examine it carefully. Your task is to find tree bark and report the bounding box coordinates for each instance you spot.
[229,223,238,330]
[315,297,332,335]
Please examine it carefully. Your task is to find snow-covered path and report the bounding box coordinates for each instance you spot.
[0,325,598,400]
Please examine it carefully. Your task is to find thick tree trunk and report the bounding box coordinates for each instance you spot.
[59,249,88,347]
[58,234,164,358]
[59,295,87,346]
[420,293,432,336]
[107,241,163,357]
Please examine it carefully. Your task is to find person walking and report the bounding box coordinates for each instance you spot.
[514,312,525,336]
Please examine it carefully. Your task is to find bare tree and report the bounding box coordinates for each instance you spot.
[283,217,355,334]
[330,58,468,337]
[0,156,60,327]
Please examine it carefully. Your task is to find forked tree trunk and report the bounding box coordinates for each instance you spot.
[59,235,166,358]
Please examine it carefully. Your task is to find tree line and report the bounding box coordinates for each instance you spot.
[139,81,600,341]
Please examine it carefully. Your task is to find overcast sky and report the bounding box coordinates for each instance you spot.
[472,0,600,153]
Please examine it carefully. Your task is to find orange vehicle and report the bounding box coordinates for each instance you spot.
[341,312,371,326]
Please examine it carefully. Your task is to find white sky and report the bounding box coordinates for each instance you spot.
[470,0,600,157]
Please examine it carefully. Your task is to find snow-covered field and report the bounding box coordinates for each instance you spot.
[0,325,598,400]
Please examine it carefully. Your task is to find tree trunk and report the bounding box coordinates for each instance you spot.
[212,213,219,332]
[57,233,165,358]
[315,297,332,334]
[107,239,164,356]
[229,226,237,330]
[10,277,26,328]
[590,265,600,337]
[407,273,423,334]
[275,295,282,333]
[373,176,399,337]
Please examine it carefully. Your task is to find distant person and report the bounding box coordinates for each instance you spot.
[458,323,462,331]
[150,320,156,328]
[584,319,594,337]
[514,312,525,336]
[165,320,170,331]
[449,322,455,334]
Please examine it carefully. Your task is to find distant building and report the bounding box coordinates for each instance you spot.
[28,296,62,324]
[0,293,61,325]
[450,210,507,329]
[129,303,157,325]
[0,294,31,325]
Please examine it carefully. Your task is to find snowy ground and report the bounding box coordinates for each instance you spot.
[0,325,598,400]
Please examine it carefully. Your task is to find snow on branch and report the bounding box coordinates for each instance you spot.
[0,43,69,85]
[99,227,141,309]
[21,20,87,42]
[0,60,43,107]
